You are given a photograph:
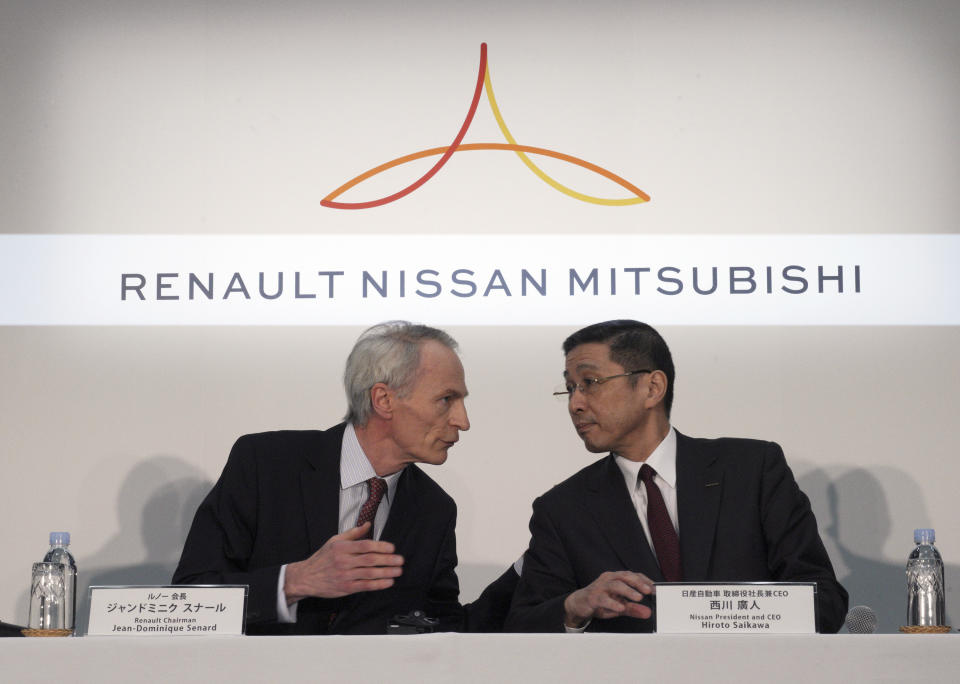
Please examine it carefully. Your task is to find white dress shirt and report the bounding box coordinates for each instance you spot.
[276,423,402,623]
[613,425,680,557]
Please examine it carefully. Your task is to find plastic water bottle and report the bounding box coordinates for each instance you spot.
[906,528,945,626]
[42,532,77,633]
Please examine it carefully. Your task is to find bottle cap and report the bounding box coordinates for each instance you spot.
[49,532,71,546]
[914,528,935,544]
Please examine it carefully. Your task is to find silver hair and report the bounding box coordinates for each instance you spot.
[344,321,459,427]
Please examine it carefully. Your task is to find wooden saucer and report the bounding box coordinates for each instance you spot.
[898,625,951,634]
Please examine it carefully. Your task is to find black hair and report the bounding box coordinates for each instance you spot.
[562,319,675,418]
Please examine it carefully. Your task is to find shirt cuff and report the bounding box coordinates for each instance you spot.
[276,564,299,624]
[563,619,591,633]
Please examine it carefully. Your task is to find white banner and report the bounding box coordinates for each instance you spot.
[0,234,956,325]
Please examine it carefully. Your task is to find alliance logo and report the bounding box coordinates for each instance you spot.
[321,43,650,209]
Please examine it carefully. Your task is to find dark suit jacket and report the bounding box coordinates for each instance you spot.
[173,425,465,634]
[506,432,848,633]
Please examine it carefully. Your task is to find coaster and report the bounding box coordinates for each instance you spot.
[898,625,951,634]
[21,628,73,637]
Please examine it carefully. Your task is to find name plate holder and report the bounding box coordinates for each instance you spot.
[655,582,817,634]
[87,585,248,636]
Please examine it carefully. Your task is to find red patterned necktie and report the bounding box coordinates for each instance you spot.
[639,464,683,582]
[356,477,388,538]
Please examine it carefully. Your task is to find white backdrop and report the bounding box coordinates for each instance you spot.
[1,0,958,633]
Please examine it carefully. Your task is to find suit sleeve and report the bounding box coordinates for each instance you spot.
[172,436,282,625]
[462,565,520,632]
[759,442,849,633]
[504,496,577,632]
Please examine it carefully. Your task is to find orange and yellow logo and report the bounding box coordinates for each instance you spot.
[321,44,649,209]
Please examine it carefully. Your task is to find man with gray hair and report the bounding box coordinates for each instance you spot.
[174,321,513,633]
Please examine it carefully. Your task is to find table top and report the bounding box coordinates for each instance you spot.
[3,632,959,684]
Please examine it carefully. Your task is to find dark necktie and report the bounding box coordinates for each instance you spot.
[639,464,683,582]
[356,477,388,538]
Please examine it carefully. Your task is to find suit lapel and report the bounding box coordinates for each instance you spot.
[587,455,664,581]
[301,425,345,552]
[380,465,421,551]
[676,431,722,580]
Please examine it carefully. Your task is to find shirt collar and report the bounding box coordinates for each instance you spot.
[614,426,677,490]
[340,422,401,502]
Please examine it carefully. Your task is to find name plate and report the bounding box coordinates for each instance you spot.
[87,585,248,636]
[655,582,816,634]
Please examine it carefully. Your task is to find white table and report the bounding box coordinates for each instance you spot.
[2,633,958,683]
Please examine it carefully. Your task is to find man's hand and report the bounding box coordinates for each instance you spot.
[562,571,654,628]
[283,523,404,603]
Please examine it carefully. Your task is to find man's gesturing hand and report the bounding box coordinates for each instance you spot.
[563,571,654,628]
[283,523,404,603]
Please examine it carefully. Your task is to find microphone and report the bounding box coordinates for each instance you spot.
[844,605,878,634]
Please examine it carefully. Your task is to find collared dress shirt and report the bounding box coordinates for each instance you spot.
[613,425,680,554]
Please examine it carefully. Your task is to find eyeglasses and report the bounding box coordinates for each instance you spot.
[552,370,654,399]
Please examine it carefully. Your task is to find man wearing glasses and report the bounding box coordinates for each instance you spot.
[505,320,847,633]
